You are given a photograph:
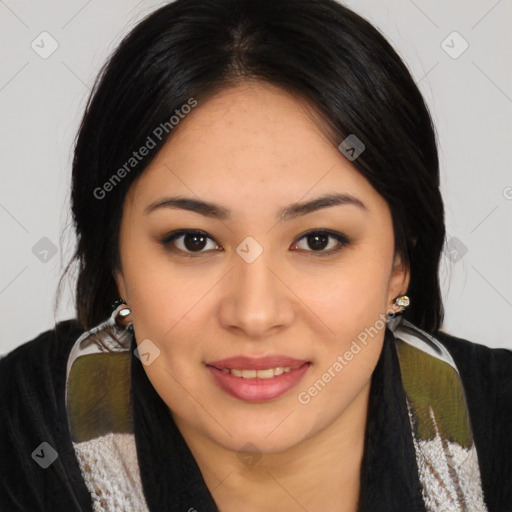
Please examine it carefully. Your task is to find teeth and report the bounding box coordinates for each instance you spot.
[225,366,299,379]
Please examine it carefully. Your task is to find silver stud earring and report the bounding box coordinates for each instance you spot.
[394,295,410,309]
[111,298,132,328]
[118,305,131,317]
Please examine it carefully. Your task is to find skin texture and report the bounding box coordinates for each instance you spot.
[115,80,409,512]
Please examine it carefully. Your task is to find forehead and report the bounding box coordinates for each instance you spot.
[165,81,336,167]
[126,81,387,217]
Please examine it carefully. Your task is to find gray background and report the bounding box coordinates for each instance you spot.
[1,0,511,355]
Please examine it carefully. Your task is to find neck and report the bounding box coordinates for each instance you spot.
[172,381,371,512]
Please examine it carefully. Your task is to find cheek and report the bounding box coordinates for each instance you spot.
[293,259,390,416]
[300,250,392,340]
[295,335,381,437]
[120,253,222,403]
[119,231,211,334]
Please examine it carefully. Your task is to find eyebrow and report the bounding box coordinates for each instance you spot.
[144,193,367,221]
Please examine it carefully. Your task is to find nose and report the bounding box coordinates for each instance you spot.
[218,246,295,339]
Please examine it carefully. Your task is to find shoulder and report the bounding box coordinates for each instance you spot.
[0,320,85,407]
[0,319,84,372]
[434,329,512,511]
[433,329,512,400]
[0,320,85,403]
[0,320,92,511]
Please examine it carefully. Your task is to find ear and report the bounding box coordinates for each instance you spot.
[113,268,128,301]
[112,268,133,327]
[387,252,410,312]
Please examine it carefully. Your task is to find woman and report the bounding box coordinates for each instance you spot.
[1,0,510,510]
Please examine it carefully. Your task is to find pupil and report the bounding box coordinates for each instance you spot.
[184,234,207,251]
[308,234,328,251]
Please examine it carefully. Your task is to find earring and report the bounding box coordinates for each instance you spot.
[394,295,410,309]
[118,306,131,317]
[111,298,132,326]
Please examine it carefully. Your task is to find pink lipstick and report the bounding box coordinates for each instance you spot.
[206,355,311,402]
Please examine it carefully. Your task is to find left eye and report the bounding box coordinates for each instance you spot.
[291,230,348,256]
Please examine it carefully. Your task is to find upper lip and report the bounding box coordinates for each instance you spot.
[206,355,310,370]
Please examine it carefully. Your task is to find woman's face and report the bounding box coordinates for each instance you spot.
[115,81,408,454]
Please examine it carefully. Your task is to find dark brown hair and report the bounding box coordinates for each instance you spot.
[62,0,445,332]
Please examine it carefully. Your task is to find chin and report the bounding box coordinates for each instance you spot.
[207,411,315,454]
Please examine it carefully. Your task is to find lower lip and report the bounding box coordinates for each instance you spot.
[206,363,311,402]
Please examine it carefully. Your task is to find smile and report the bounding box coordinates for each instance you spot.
[217,365,303,379]
[206,361,311,402]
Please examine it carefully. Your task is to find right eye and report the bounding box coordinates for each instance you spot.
[160,229,222,257]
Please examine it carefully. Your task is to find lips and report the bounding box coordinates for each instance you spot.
[205,355,311,402]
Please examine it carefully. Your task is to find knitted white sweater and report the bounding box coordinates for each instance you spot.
[73,432,150,511]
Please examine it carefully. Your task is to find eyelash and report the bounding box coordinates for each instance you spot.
[159,229,349,258]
